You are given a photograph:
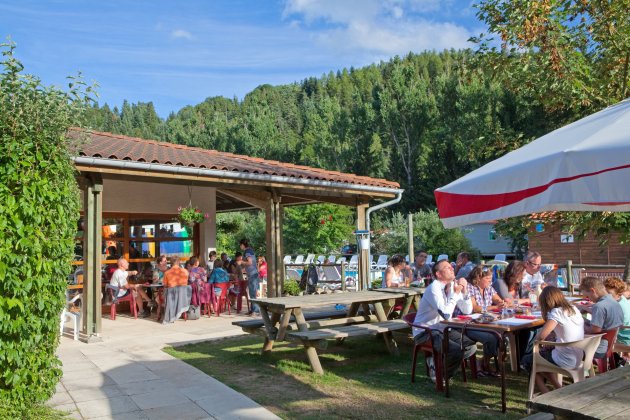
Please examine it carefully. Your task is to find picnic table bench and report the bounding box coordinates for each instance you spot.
[286,319,409,373]
[246,291,406,374]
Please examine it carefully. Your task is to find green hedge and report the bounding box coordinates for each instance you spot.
[0,43,90,407]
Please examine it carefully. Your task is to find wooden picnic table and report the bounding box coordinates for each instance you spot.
[441,315,545,413]
[249,290,406,373]
[528,367,630,419]
[378,286,425,317]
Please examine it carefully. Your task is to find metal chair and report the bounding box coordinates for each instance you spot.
[403,313,473,392]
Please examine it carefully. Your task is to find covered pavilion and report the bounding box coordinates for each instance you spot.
[71,129,402,341]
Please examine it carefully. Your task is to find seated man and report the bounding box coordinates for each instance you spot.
[109,257,151,318]
[522,250,546,292]
[411,250,432,284]
[578,276,624,359]
[163,256,189,288]
[413,259,476,383]
[454,252,475,279]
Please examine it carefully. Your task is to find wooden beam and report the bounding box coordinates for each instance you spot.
[219,189,270,209]
[82,175,103,342]
[265,191,283,298]
[356,202,370,291]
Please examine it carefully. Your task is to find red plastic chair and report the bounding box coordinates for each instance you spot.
[108,286,137,320]
[594,328,619,373]
[213,282,232,316]
[234,280,250,313]
[403,313,475,392]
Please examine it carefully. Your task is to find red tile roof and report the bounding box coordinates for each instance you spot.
[73,129,400,189]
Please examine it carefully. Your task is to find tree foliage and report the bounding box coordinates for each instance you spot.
[474,0,630,113]
[0,43,91,406]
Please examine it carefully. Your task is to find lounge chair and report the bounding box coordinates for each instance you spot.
[304,254,315,264]
[283,255,292,265]
[294,255,305,265]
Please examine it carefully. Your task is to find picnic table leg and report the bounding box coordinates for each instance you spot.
[292,308,309,332]
[260,307,279,353]
[361,303,372,316]
[400,296,414,317]
[374,302,399,356]
[444,327,450,398]
[276,308,294,341]
[347,302,360,317]
[304,341,324,374]
[412,295,420,312]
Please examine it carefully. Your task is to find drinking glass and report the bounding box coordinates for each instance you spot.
[529,292,538,310]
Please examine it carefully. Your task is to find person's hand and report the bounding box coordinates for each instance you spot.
[453,278,467,294]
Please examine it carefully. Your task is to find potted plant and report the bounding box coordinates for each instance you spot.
[176,205,209,235]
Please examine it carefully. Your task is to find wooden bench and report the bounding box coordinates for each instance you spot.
[234,314,378,336]
[286,319,409,374]
[232,309,350,334]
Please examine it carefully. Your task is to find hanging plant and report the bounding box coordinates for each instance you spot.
[176,205,208,227]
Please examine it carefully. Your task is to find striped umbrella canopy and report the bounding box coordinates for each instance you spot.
[435,98,630,228]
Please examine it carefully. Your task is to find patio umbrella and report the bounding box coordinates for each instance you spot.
[435,98,630,228]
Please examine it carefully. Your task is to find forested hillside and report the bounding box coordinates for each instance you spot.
[84,50,567,213]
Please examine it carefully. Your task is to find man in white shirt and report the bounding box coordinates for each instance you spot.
[413,259,476,382]
[522,250,545,293]
[110,257,151,318]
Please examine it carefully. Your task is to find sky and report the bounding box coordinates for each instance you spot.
[0,0,484,118]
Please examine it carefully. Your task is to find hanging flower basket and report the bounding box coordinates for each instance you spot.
[176,205,209,230]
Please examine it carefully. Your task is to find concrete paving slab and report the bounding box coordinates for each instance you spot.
[130,389,191,410]
[142,401,213,420]
[70,384,124,403]
[48,390,74,406]
[75,395,140,419]
[51,312,280,419]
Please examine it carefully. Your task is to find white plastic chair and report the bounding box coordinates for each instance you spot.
[327,255,336,264]
[316,255,326,265]
[348,255,358,270]
[283,255,292,265]
[426,255,433,265]
[494,253,507,262]
[60,293,82,341]
[294,255,305,265]
[527,333,604,401]
[322,265,341,281]
[437,254,449,262]
[304,254,315,264]
[374,255,388,270]
[336,256,347,265]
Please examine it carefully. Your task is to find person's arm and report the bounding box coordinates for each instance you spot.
[584,304,604,333]
[536,319,558,341]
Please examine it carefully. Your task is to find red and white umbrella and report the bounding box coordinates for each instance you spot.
[435,99,630,228]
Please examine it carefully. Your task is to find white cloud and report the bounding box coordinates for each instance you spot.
[171,29,194,40]
[283,0,473,57]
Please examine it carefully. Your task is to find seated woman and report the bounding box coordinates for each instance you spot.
[464,266,504,376]
[208,259,230,299]
[493,260,529,303]
[382,255,407,288]
[604,277,630,362]
[522,286,584,394]
[188,256,207,284]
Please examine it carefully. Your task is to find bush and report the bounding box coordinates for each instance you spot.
[0,43,92,407]
[283,279,301,296]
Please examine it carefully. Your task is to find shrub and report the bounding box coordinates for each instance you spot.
[283,279,301,296]
[0,43,93,407]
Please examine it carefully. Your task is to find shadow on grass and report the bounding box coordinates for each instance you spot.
[166,332,529,419]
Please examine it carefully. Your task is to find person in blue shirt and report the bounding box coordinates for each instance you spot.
[240,238,260,315]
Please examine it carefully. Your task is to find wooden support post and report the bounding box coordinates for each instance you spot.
[82,175,103,342]
[305,343,324,374]
[356,202,369,291]
[265,191,283,298]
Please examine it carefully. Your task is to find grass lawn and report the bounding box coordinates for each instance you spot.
[165,332,531,419]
